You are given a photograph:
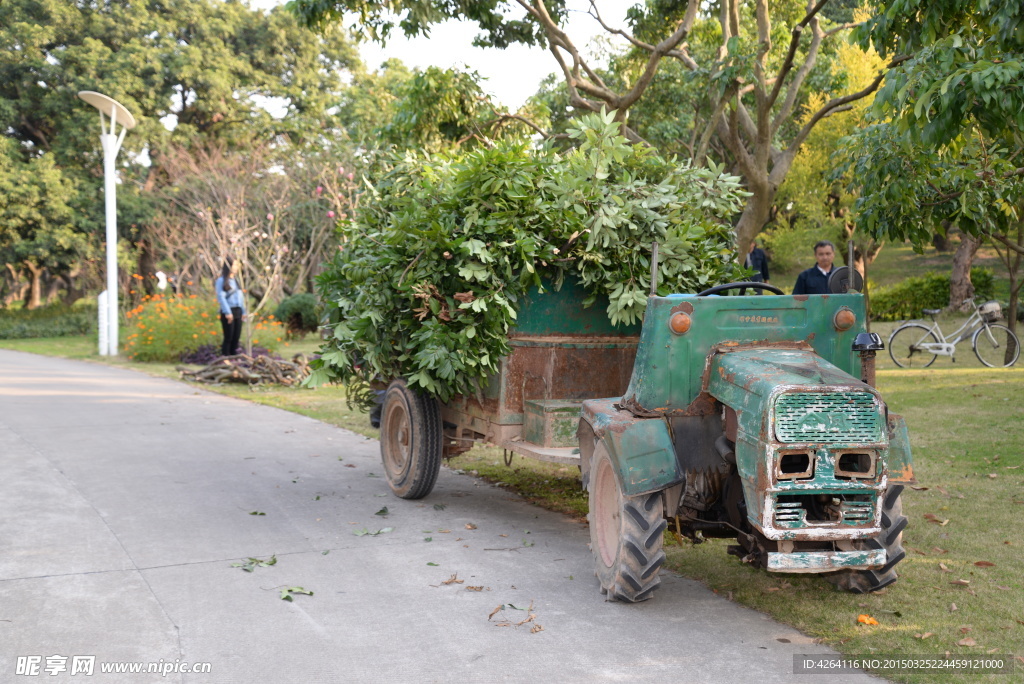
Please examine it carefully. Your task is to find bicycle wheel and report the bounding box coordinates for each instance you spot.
[972,323,1020,368]
[888,324,939,368]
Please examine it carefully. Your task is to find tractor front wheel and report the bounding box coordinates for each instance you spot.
[588,442,666,602]
[824,485,908,593]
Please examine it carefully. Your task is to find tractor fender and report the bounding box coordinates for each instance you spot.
[579,398,682,497]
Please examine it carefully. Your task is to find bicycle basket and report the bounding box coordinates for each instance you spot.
[979,300,1003,322]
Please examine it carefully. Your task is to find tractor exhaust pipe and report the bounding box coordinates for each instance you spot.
[650,241,659,297]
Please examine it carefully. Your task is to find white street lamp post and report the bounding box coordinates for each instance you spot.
[78,91,136,356]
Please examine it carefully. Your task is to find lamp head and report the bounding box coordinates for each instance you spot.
[78,91,137,130]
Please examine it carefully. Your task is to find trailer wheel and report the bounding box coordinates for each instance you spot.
[589,442,666,602]
[824,485,908,593]
[380,379,442,499]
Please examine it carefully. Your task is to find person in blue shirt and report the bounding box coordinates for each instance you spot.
[215,257,246,356]
[792,240,835,295]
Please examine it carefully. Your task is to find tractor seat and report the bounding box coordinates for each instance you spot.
[922,308,941,316]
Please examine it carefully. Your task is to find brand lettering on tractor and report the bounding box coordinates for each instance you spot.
[795,410,854,435]
[738,315,780,324]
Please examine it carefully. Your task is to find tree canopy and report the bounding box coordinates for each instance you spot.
[290,0,904,260]
[0,0,358,306]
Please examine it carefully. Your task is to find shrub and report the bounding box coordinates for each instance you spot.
[249,316,286,353]
[125,295,287,361]
[124,294,222,361]
[274,293,319,338]
[870,268,995,321]
[0,304,95,339]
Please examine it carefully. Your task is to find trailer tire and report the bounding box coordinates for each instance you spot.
[589,442,666,602]
[380,379,442,500]
[823,485,907,593]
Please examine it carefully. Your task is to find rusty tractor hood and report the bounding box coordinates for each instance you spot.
[708,348,868,403]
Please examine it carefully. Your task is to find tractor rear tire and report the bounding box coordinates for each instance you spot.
[588,441,666,602]
[823,485,908,593]
[380,379,442,499]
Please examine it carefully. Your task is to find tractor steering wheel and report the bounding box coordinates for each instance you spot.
[696,281,784,297]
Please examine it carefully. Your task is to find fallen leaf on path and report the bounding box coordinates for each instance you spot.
[344,464,356,468]
[951,579,971,586]
[488,605,503,620]
[988,474,998,479]
[950,603,958,612]
[857,615,879,626]
[910,485,929,491]
[996,586,1011,590]
[933,547,949,554]
[974,561,996,567]
[939,563,951,573]
[914,633,934,640]
[530,624,544,633]
[957,637,977,647]
[375,507,388,516]
[442,573,464,586]
[466,586,483,592]
[465,523,477,530]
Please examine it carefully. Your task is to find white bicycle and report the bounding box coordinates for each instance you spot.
[888,298,1020,368]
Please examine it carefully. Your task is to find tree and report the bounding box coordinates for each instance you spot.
[0,0,358,305]
[837,0,1024,334]
[290,0,904,259]
[0,139,85,307]
[150,142,361,310]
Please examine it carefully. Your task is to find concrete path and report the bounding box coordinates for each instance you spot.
[0,350,878,683]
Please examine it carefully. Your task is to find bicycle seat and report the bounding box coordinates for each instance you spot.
[922,309,941,316]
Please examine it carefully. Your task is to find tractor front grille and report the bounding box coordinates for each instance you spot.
[773,494,877,528]
[774,392,882,444]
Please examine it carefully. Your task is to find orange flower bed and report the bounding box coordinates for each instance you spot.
[124,294,284,361]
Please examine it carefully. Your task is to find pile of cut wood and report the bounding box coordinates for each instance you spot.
[178,353,310,386]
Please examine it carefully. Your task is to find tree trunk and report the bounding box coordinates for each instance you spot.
[2,263,28,308]
[932,232,954,253]
[59,265,86,306]
[949,233,981,311]
[23,261,44,310]
[734,182,777,265]
[42,269,62,304]
[137,237,157,295]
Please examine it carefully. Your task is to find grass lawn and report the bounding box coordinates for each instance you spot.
[3,331,1021,683]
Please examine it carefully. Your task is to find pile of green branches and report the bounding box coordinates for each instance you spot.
[310,112,748,405]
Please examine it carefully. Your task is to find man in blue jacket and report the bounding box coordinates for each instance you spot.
[792,241,836,295]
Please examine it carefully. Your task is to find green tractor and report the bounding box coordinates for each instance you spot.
[578,280,915,602]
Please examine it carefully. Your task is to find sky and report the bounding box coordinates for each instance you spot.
[252,0,627,109]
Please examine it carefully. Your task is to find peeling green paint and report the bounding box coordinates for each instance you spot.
[581,398,681,496]
[767,548,886,572]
